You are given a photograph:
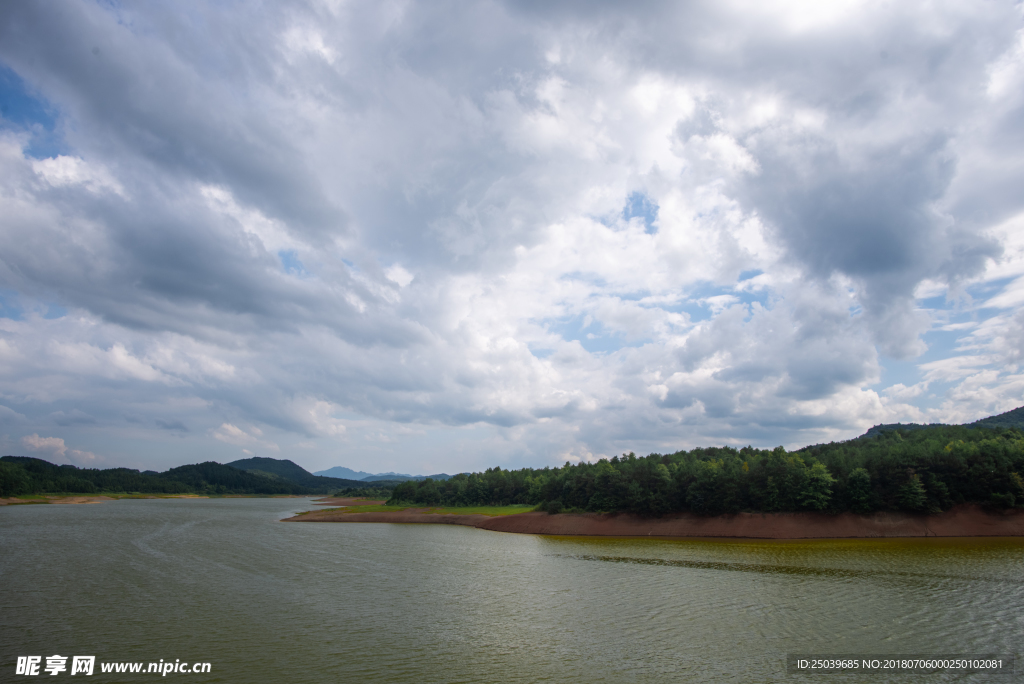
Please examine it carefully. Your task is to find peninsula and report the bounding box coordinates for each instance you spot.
[283,503,1024,539]
[286,408,1024,539]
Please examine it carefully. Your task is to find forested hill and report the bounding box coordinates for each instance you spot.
[0,454,405,497]
[973,406,1024,430]
[225,456,370,490]
[862,405,1024,438]
[0,457,316,497]
[388,420,1024,516]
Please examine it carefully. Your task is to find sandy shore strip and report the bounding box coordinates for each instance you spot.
[283,504,1024,539]
[0,494,214,506]
[0,495,116,505]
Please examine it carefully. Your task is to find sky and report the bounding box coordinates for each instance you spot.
[1,1,1024,476]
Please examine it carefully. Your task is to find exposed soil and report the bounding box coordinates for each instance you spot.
[283,504,1024,538]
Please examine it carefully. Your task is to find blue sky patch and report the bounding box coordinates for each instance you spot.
[623,192,659,234]
[0,292,69,321]
[647,280,770,322]
[278,250,308,276]
[527,345,554,359]
[44,304,68,319]
[0,291,23,321]
[0,65,65,159]
[543,313,652,354]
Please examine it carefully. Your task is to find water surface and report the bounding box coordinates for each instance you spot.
[2,498,1022,682]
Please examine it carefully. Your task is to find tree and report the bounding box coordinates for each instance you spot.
[800,462,835,510]
[898,472,927,511]
[847,468,873,513]
[0,461,31,497]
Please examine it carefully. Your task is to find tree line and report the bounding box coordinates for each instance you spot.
[387,425,1024,515]
[0,457,315,497]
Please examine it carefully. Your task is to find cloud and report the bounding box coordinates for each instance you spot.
[21,433,66,458]
[155,419,188,432]
[20,433,99,465]
[0,1,1022,472]
[51,409,96,426]
[32,155,125,196]
[0,404,26,424]
[212,423,279,452]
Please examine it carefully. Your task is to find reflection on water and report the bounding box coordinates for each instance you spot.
[2,499,1022,683]
[557,551,1024,584]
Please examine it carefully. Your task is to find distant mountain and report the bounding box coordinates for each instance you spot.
[313,466,375,480]
[225,457,367,492]
[314,466,453,482]
[861,405,1024,439]
[363,472,453,482]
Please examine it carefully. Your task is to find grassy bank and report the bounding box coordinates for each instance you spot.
[295,503,537,516]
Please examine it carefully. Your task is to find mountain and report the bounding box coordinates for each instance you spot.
[313,466,376,480]
[225,457,368,492]
[0,456,313,496]
[228,457,325,483]
[314,467,454,482]
[163,462,312,494]
[861,405,1024,439]
[861,422,943,438]
[0,455,411,497]
[972,406,1024,430]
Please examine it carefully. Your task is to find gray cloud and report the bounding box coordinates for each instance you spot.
[155,419,188,432]
[51,409,96,426]
[0,1,1022,472]
[0,405,27,424]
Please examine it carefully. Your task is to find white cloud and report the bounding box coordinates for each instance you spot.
[20,433,100,465]
[31,155,125,197]
[384,264,413,288]
[212,423,279,452]
[0,0,1021,473]
[21,433,67,458]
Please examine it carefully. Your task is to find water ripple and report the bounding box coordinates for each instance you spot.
[556,553,1024,585]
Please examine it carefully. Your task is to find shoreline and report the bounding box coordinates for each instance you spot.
[283,504,1024,539]
[0,493,315,506]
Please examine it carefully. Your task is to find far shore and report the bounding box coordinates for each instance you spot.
[0,494,213,505]
[310,497,388,507]
[0,493,321,506]
[283,503,1024,539]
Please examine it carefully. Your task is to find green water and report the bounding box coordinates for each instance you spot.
[2,498,1022,682]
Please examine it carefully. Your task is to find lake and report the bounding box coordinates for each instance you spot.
[2,497,1022,682]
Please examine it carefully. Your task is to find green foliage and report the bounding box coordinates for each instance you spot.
[385,424,1024,517]
[801,462,836,511]
[972,406,1024,430]
[897,472,927,511]
[225,456,367,493]
[0,456,315,496]
[7,421,1024,515]
[846,468,873,513]
[161,462,312,494]
[0,460,33,497]
[332,486,394,498]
